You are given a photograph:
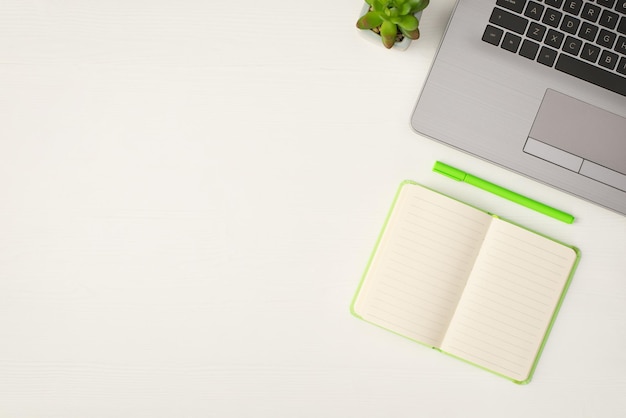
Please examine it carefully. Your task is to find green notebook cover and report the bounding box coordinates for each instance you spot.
[351,180,580,384]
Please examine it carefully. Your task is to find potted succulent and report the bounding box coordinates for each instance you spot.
[356,0,430,50]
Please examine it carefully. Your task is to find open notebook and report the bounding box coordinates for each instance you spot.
[351,181,580,383]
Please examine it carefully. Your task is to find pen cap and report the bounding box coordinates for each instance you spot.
[433,161,467,181]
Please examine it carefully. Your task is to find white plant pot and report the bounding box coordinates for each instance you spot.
[357,3,422,51]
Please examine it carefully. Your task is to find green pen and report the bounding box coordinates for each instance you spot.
[433,161,575,224]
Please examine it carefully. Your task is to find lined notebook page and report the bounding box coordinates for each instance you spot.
[353,183,492,347]
[441,219,577,382]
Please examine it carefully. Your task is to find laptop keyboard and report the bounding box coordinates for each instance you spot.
[482,0,626,96]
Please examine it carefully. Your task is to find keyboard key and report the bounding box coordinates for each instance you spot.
[497,0,527,13]
[546,29,565,48]
[616,1,626,13]
[580,43,601,62]
[617,56,626,75]
[616,36,626,54]
[527,22,547,41]
[490,7,529,34]
[542,8,563,28]
[596,0,616,8]
[556,54,626,96]
[579,22,598,41]
[599,10,619,30]
[502,32,523,52]
[597,29,617,48]
[581,3,601,23]
[520,39,541,59]
[563,36,583,55]
[482,25,504,45]
[619,16,626,35]
[545,0,564,8]
[524,1,545,20]
[563,0,583,15]
[560,15,581,34]
[599,50,619,70]
[538,46,558,66]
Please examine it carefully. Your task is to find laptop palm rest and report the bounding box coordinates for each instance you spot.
[524,89,626,192]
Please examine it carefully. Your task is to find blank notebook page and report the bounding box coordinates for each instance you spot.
[353,184,492,347]
[440,219,578,381]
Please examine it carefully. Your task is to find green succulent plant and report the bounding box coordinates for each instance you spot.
[356,0,430,49]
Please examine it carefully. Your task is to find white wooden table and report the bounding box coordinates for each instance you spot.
[1,1,625,416]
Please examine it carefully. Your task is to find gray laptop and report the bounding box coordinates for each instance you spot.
[411,0,626,215]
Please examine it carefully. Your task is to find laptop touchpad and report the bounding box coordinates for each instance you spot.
[523,89,626,192]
